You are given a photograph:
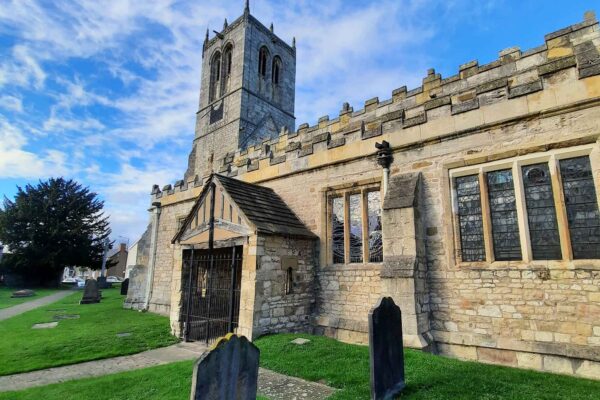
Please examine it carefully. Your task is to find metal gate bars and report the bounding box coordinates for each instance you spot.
[181,246,242,344]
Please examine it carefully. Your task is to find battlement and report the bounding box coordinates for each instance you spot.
[152,11,600,204]
[203,7,295,58]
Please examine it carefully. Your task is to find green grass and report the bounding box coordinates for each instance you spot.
[0,288,179,376]
[0,361,195,400]
[0,361,268,400]
[0,287,61,309]
[255,333,600,400]
[1,333,598,400]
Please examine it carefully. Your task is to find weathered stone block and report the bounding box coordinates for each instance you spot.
[508,80,543,98]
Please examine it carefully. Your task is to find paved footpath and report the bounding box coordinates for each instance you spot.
[0,342,336,399]
[0,290,74,321]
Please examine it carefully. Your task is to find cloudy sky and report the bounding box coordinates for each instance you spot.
[0,0,594,244]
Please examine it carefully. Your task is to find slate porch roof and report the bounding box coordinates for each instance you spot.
[172,174,316,243]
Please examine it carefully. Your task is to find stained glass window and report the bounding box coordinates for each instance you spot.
[332,197,345,263]
[349,194,363,263]
[367,191,383,262]
[455,175,486,261]
[559,156,600,259]
[522,163,562,260]
[487,170,522,260]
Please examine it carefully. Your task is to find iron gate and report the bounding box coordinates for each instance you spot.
[181,246,242,343]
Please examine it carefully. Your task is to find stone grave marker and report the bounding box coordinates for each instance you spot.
[290,338,311,345]
[53,314,80,320]
[116,332,132,338]
[190,333,259,400]
[32,322,58,329]
[120,278,129,295]
[369,297,405,400]
[11,289,35,298]
[80,279,101,304]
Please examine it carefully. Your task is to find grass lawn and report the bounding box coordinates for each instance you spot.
[0,288,178,376]
[2,333,599,400]
[0,287,61,309]
[0,361,269,400]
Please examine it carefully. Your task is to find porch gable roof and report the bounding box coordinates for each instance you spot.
[172,174,316,243]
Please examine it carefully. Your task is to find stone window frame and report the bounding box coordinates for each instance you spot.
[325,181,382,266]
[449,144,600,267]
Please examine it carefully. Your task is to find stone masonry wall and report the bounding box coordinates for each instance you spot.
[313,264,382,344]
[147,198,195,316]
[253,235,316,337]
[149,12,600,378]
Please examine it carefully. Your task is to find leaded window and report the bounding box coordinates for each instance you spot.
[487,170,522,260]
[367,191,383,262]
[452,150,600,264]
[328,186,383,264]
[522,163,562,260]
[332,197,345,264]
[455,175,486,262]
[349,193,363,263]
[560,157,600,259]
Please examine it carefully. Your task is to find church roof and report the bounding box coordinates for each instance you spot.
[172,174,316,243]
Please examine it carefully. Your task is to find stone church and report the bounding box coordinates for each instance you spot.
[125,2,600,379]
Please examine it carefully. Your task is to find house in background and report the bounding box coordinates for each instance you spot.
[106,243,128,279]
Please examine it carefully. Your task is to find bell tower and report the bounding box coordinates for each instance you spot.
[189,1,296,179]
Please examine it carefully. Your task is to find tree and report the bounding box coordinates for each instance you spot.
[0,178,111,286]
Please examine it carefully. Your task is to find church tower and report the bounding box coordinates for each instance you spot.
[188,1,296,179]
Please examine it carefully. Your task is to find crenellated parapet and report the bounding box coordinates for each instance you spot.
[153,11,600,204]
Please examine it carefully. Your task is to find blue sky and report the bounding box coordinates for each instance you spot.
[0,0,596,243]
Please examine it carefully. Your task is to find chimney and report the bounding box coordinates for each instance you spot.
[120,243,126,253]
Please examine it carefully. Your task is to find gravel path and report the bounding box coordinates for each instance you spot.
[0,291,74,322]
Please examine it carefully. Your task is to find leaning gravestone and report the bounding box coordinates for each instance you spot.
[80,279,101,304]
[120,278,129,295]
[190,333,260,400]
[369,297,405,400]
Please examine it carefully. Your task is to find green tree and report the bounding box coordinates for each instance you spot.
[0,178,111,286]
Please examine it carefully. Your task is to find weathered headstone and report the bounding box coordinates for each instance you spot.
[11,289,35,298]
[32,322,58,329]
[290,338,311,345]
[97,276,112,289]
[190,334,259,400]
[120,278,129,295]
[369,297,405,400]
[80,279,101,304]
[53,314,80,320]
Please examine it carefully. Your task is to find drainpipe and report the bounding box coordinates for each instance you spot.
[144,201,162,310]
[375,140,393,195]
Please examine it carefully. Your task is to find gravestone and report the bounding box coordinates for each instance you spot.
[32,322,58,329]
[97,276,112,289]
[53,314,80,320]
[80,279,101,304]
[190,334,259,400]
[290,338,311,345]
[369,297,405,400]
[11,289,35,298]
[120,278,129,295]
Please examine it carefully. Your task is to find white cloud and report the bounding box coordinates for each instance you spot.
[0,95,23,113]
[0,0,503,241]
[0,116,69,179]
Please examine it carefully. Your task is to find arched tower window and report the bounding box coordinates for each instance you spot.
[222,44,233,94]
[258,46,269,78]
[272,56,282,85]
[209,51,221,102]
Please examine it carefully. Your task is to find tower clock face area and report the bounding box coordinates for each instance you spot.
[192,5,296,178]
